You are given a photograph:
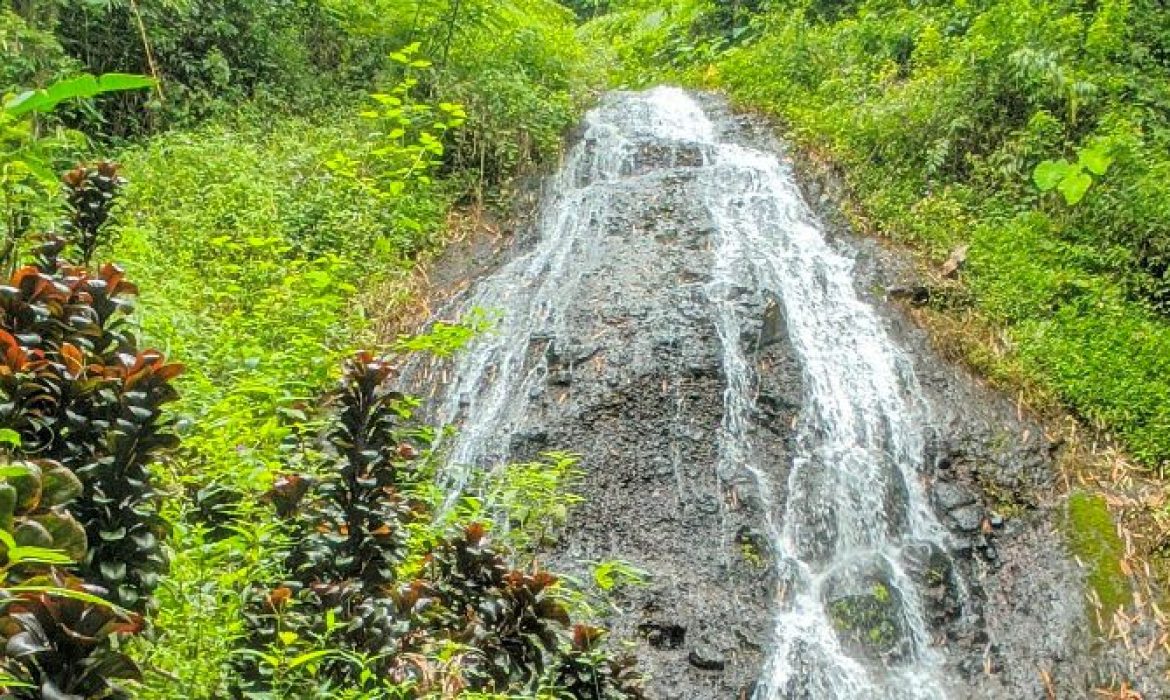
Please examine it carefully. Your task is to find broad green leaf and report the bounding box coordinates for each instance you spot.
[287,650,335,669]
[0,428,21,447]
[0,484,16,530]
[1078,146,1114,176]
[13,520,53,548]
[1,585,128,614]
[31,512,87,560]
[0,673,32,688]
[1033,159,1071,191]
[41,464,83,507]
[1059,170,1094,205]
[4,73,155,117]
[42,74,102,108]
[97,73,157,93]
[6,462,42,512]
[6,544,73,566]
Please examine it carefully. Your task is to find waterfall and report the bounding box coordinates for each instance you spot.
[425,87,716,482]
[427,87,959,698]
[701,141,954,699]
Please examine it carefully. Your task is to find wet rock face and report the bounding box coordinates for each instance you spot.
[414,91,1149,699]
[502,170,787,699]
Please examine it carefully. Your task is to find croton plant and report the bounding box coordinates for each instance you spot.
[234,354,646,699]
[0,162,179,697]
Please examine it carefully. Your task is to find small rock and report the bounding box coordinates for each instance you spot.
[948,504,984,532]
[941,244,970,278]
[933,481,977,511]
[640,622,686,649]
[687,645,726,671]
[886,284,931,306]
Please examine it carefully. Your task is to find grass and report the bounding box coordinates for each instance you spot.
[110,108,454,696]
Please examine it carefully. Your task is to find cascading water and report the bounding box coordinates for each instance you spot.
[425,87,715,481]
[701,143,956,700]
[427,87,962,697]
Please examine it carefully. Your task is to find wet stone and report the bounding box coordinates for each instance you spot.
[948,504,985,533]
[933,481,978,511]
[640,622,686,650]
[688,644,727,671]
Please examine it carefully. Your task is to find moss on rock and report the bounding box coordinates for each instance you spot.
[1063,491,1131,624]
[828,582,908,663]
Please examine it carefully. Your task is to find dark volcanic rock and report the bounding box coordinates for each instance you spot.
[407,90,1165,700]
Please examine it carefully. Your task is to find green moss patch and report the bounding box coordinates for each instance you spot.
[1063,491,1132,622]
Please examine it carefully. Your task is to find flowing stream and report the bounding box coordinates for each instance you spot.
[429,88,960,698]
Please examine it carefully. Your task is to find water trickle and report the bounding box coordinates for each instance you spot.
[428,87,960,698]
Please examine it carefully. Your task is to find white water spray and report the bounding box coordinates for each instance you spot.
[429,87,958,698]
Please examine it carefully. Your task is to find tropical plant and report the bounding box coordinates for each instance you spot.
[286,353,426,590]
[231,353,644,699]
[61,161,126,264]
[1033,143,1114,205]
[550,625,646,700]
[0,570,144,699]
[1,73,152,272]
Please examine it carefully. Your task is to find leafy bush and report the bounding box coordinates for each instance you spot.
[0,228,185,618]
[0,9,78,92]
[233,354,645,699]
[1,74,152,272]
[61,161,127,265]
[0,571,145,699]
[0,249,163,700]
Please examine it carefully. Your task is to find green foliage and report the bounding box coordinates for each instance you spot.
[549,625,644,700]
[1033,144,1114,205]
[4,73,155,119]
[233,356,645,699]
[1,73,151,271]
[35,0,377,133]
[0,253,182,613]
[285,354,427,589]
[13,0,587,184]
[590,560,649,593]
[828,582,905,661]
[104,51,587,692]
[482,452,584,555]
[1063,491,1131,621]
[332,45,466,208]
[0,259,166,698]
[108,98,455,692]
[61,161,127,265]
[0,9,79,91]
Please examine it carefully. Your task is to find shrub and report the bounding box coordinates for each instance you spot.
[233,354,646,698]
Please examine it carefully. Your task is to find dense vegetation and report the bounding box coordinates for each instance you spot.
[583,0,1170,473]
